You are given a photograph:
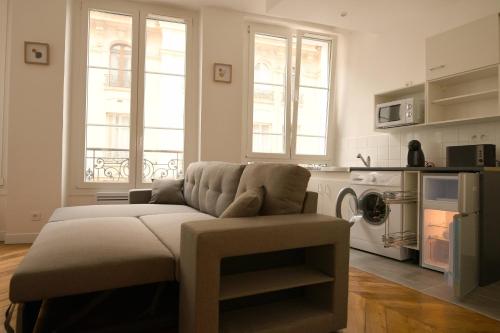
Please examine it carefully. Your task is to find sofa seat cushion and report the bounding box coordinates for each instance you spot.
[10,217,175,303]
[140,212,215,280]
[49,204,199,222]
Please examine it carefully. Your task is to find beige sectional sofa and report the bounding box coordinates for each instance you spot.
[8,161,351,333]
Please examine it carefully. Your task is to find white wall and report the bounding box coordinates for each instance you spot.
[198,7,244,162]
[4,0,68,242]
[336,7,500,167]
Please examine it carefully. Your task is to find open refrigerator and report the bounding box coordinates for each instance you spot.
[421,173,479,298]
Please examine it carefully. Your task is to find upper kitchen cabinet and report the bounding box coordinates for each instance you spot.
[426,14,499,80]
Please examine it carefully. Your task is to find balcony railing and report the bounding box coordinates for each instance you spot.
[85,148,183,183]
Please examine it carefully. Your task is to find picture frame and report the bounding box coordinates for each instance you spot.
[213,63,232,83]
[24,42,49,65]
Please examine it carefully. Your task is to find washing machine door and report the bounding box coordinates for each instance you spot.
[336,187,359,222]
[358,191,388,225]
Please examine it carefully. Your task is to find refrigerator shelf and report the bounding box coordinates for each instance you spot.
[383,191,418,204]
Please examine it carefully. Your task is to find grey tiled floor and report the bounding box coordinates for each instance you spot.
[350,248,500,321]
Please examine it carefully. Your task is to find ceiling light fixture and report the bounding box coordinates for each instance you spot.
[340,11,348,17]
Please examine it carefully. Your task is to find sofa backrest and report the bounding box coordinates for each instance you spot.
[236,163,311,215]
[183,161,245,217]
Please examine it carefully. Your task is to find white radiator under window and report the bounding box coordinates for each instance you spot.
[96,192,129,205]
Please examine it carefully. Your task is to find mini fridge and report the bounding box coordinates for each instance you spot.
[421,173,479,298]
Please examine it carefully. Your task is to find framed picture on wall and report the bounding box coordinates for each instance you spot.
[213,63,232,83]
[24,42,49,65]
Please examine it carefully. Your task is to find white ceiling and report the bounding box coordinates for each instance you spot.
[151,0,500,35]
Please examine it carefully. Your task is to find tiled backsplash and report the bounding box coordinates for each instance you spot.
[338,121,500,167]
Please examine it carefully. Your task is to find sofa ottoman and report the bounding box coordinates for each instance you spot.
[10,217,175,303]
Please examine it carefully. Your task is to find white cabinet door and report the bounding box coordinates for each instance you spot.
[448,213,479,299]
[308,177,350,217]
[426,14,499,80]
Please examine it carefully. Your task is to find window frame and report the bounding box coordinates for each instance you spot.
[0,0,8,186]
[71,0,194,190]
[245,23,337,164]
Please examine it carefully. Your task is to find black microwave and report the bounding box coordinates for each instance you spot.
[446,144,496,167]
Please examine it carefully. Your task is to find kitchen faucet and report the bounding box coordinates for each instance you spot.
[357,153,371,167]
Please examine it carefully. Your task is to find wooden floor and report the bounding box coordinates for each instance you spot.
[1,243,499,332]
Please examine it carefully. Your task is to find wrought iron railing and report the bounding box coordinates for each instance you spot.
[85,148,183,183]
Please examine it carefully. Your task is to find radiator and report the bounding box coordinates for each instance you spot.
[95,192,129,205]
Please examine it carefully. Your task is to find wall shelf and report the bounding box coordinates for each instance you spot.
[220,265,333,301]
[426,64,500,124]
[432,89,498,106]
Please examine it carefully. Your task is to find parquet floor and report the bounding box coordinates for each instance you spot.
[1,243,499,332]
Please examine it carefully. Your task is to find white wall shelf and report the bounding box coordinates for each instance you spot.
[427,65,499,124]
[432,89,498,106]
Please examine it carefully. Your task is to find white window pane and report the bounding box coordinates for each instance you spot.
[143,17,186,182]
[86,68,131,124]
[88,11,133,69]
[145,19,186,75]
[86,125,130,150]
[85,148,129,183]
[85,11,132,183]
[299,38,330,88]
[295,87,328,155]
[254,34,287,85]
[252,83,286,153]
[295,37,331,156]
[143,151,183,181]
[144,74,184,128]
[144,128,183,152]
[253,133,284,154]
[296,136,326,156]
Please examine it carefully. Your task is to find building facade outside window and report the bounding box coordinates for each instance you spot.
[78,0,191,187]
[246,24,336,163]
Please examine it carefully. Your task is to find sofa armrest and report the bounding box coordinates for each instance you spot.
[179,214,350,333]
[128,189,152,204]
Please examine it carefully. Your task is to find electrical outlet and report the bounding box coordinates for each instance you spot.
[31,212,42,221]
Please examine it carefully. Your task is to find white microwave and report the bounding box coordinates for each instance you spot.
[375,97,424,129]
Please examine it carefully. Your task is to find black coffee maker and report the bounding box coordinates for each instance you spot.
[407,140,425,167]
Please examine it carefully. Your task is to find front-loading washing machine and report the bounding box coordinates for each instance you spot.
[336,171,410,261]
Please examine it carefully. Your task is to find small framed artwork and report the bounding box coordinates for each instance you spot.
[24,42,49,65]
[213,63,232,83]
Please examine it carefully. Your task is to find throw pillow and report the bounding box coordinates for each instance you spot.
[220,187,265,218]
[149,179,185,205]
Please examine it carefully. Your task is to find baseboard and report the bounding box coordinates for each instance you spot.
[0,230,4,242]
[4,232,38,244]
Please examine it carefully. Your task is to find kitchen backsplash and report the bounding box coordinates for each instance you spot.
[338,121,500,167]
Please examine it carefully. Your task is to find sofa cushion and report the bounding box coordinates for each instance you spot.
[220,187,265,218]
[10,217,175,302]
[49,204,198,222]
[140,212,215,280]
[236,163,311,215]
[183,161,245,217]
[149,179,185,205]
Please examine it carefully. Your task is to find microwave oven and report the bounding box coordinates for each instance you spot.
[375,97,424,129]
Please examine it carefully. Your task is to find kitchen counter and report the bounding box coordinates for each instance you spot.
[350,166,500,172]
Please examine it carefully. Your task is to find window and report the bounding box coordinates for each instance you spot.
[247,25,335,162]
[81,2,189,186]
[109,43,131,88]
[0,0,8,185]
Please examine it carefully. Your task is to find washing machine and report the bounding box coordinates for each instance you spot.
[336,171,410,261]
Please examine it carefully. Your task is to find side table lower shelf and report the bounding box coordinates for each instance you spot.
[219,298,335,333]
